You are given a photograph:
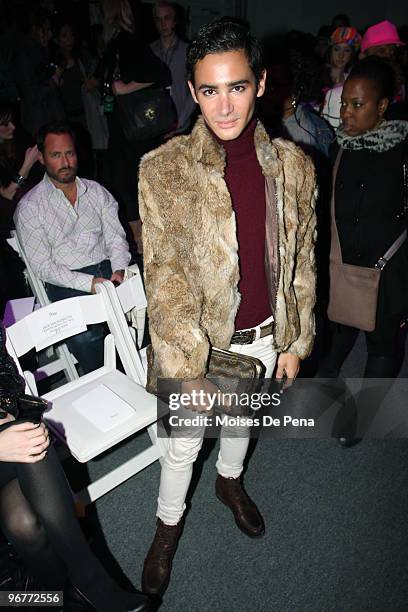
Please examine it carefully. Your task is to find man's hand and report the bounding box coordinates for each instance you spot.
[275,352,300,390]
[110,270,124,285]
[91,277,106,294]
[0,422,49,463]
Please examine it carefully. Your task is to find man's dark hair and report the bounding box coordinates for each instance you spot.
[348,56,396,101]
[37,121,76,153]
[186,18,264,86]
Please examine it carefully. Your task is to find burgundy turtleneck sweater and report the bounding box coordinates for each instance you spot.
[213,116,272,330]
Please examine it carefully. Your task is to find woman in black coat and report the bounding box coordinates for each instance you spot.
[101,0,171,252]
[320,56,408,378]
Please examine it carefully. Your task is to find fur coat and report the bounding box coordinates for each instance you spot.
[139,116,317,382]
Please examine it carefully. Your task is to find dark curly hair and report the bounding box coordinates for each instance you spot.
[186,17,264,87]
[347,56,396,101]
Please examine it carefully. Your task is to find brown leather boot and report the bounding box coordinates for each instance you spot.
[141,518,182,596]
[215,474,265,538]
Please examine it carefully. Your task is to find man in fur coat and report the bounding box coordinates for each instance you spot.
[139,18,317,596]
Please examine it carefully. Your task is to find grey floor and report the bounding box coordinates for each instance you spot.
[64,330,408,612]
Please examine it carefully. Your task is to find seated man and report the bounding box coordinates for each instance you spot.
[14,121,131,374]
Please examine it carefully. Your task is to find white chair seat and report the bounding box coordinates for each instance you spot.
[45,368,158,463]
[6,290,165,504]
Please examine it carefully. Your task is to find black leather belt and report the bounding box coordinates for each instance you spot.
[230,321,274,345]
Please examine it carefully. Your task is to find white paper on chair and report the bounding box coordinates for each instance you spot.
[29,298,87,351]
[117,274,147,312]
[72,385,135,432]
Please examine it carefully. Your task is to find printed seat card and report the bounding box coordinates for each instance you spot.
[29,298,87,351]
[72,384,135,432]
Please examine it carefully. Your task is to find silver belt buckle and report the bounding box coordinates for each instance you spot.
[230,329,255,344]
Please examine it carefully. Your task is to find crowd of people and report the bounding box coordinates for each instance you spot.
[1,0,408,608]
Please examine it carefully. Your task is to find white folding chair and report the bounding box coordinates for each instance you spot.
[8,231,79,383]
[123,264,146,351]
[5,291,164,505]
[98,276,169,460]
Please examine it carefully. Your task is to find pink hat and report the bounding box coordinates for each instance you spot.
[361,20,405,53]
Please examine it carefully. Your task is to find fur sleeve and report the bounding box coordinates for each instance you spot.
[285,152,317,359]
[139,160,210,384]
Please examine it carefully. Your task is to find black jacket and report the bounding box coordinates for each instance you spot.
[0,323,25,415]
[331,139,408,321]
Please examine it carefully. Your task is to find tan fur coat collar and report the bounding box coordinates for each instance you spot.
[189,116,282,179]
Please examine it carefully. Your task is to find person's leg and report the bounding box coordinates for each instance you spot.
[15,446,148,612]
[364,315,402,378]
[215,330,277,537]
[317,323,360,377]
[142,422,206,595]
[216,335,277,475]
[0,478,67,587]
[157,427,206,526]
[351,315,403,439]
[143,326,277,594]
[154,334,277,525]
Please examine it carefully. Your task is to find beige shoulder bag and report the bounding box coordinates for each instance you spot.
[327,148,407,332]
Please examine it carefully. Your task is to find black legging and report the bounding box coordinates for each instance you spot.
[0,445,143,612]
[319,315,403,437]
[319,314,402,378]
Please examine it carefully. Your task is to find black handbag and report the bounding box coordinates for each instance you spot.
[116,86,177,143]
[0,324,48,431]
[0,394,48,433]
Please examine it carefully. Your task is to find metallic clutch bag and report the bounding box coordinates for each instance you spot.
[206,347,266,415]
[146,344,266,417]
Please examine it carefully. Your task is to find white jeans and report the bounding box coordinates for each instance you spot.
[157,318,277,525]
